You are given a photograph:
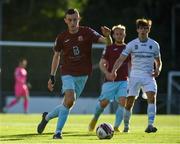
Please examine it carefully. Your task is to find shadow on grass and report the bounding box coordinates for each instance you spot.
[64,132,96,137]
[0,133,52,141]
[0,131,96,141]
[0,138,24,141]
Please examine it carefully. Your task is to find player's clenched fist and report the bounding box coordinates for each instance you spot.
[48,75,55,91]
[101,26,111,37]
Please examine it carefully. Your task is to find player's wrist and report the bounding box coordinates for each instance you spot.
[103,69,109,75]
[49,75,55,85]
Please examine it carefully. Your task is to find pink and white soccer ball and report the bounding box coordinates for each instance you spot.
[96,123,114,139]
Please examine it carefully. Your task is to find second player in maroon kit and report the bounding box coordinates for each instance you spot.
[103,43,129,82]
[89,24,130,132]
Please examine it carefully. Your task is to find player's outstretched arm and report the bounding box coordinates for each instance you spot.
[48,51,60,91]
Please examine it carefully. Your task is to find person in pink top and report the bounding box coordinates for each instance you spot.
[3,58,29,113]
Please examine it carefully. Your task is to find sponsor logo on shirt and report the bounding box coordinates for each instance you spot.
[113,48,118,51]
[78,36,83,41]
[134,54,153,58]
[135,45,138,49]
[64,39,70,43]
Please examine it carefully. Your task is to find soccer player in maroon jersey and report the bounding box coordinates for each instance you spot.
[37,8,112,139]
[88,24,130,132]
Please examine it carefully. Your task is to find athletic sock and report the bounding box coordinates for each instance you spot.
[94,102,104,120]
[46,105,61,121]
[114,105,124,128]
[147,103,156,126]
[55,105,70,134]
[124,109,131,128]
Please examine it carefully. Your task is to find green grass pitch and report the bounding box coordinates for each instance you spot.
[0,114,180,144]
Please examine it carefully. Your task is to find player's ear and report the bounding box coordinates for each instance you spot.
[136,28,139,33]
[64,18,67,24]
[78,16,82,21]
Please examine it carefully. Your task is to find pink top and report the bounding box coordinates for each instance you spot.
[14,67,27,86]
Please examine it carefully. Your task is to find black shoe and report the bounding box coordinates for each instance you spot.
[53,132,62,139]
[37,112,48,134]
[145,125,157,133]
[123,127,129,133]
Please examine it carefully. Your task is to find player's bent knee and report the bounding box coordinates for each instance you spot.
[119,97,126,107]
[125,96,135,110]
[146,91,156,103]
[147,97,156,104]
[64,100,75,109]
[64,94,76,108]
[100,99,109,108]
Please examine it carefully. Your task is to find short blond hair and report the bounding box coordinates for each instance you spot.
[112,24,126,32]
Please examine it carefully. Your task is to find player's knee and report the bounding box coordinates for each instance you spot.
[64,99,75,108]
[125,97,135,110]
[100,99,109,108]
[118,97,126,107]
[64,91,76,108]
[147,96,156,103]
[146,92,156,103]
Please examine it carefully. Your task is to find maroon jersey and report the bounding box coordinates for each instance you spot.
[102,44,130,81]
[54,26,101,76]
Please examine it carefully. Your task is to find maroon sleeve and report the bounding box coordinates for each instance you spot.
[53,34,63,52]
[87,27,102,43]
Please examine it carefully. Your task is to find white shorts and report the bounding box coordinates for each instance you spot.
[128,76,157,97]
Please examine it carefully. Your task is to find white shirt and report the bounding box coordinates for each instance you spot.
[122,38,161,77]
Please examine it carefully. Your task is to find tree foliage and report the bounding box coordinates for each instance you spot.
[3,0,88,41]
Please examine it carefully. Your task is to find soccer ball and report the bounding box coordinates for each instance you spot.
[96,123,114,139]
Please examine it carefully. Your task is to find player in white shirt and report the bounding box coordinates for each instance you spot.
[108,18,162,133]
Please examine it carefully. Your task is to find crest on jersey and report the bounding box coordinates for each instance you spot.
[113,48,118,51]
[78,36,83,41]
[135,45,138,50]
[149,45,152,49]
